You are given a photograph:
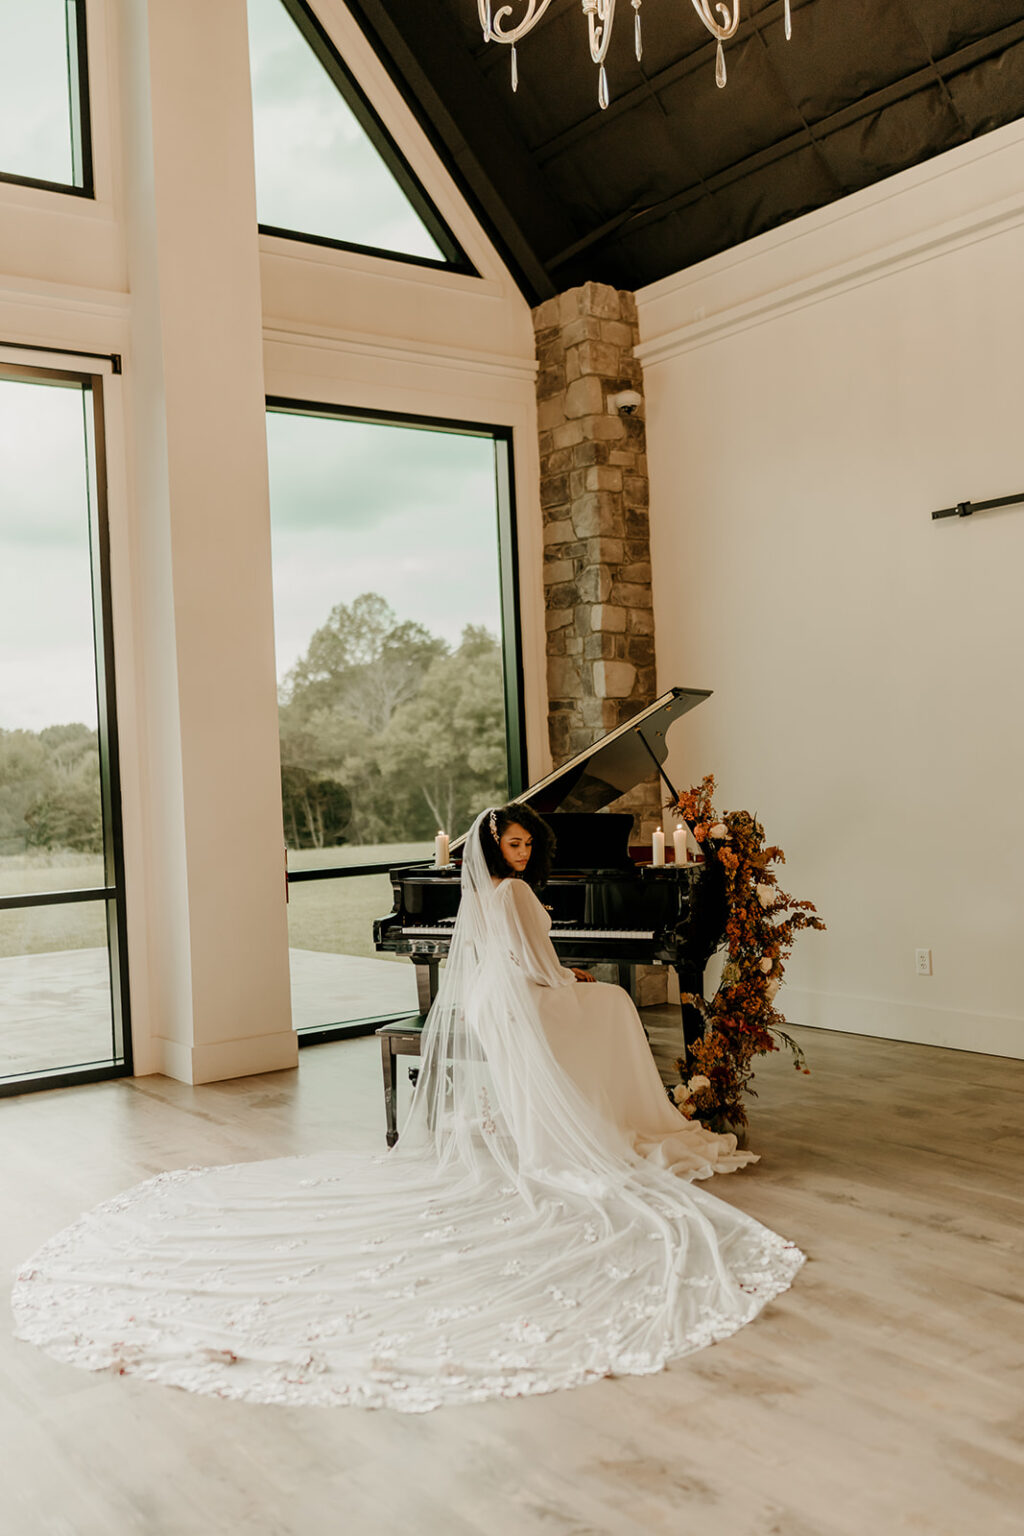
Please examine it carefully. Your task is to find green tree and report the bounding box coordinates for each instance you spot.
[282,592,445,732]
[280,763,351,850]
[0,729,50,852]
[279,593,447,847]
[25,752,103,853]
[379,625,508,839]
[0,724,102,853]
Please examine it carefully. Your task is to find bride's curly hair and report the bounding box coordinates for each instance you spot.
[478,802,555,889]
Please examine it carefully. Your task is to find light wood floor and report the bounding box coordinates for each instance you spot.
[2,1018,1022,1536]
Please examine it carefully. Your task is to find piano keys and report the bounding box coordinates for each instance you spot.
[372,687,726,1051]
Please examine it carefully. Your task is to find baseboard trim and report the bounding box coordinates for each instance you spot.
[152,1030,299,1085]
[783,987,1024,1060]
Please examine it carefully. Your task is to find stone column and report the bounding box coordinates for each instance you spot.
[532,282,667,1003]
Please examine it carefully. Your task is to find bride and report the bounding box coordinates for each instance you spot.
[12,804,803,1412]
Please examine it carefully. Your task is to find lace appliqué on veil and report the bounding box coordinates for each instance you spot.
[11,1152,804,1414]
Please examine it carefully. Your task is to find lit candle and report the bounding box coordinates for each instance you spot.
[651,827,665,866]
[673,823,688,865]
[434,830,450,867]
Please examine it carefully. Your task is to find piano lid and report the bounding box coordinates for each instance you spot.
[451,686,710,850]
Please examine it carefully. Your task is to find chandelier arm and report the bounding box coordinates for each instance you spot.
[690,0,740,43]
[584,0,617,66]
[483,0,796,105]
[482,0,557,45]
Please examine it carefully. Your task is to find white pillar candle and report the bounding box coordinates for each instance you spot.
[673,823,688,865]
[434,830,450,867]
[651,827,665,866]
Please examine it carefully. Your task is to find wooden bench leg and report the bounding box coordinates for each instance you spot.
[381,1036,399,1148]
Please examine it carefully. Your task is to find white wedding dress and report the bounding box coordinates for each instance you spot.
[12,814,803,1413]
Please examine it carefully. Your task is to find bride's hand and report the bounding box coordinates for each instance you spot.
[570,968,595,983]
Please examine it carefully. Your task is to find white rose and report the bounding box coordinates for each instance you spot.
[671,1083,691,1106]
[687,1075,711,1093]
[759,956,774,973]
[709,822,728,839]
[756,883,778,909]
[765,977,780,1001]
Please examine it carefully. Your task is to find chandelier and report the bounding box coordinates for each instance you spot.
[479,0,793,108]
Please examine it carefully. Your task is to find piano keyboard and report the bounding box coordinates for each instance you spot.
[400,924,656,941]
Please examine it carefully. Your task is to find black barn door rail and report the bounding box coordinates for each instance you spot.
[931,491,1024,521]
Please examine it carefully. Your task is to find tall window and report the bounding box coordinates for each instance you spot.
[0,0,92,194]
[0,363,129,1092]
[246,0,468,268]
[266,403,522,1036]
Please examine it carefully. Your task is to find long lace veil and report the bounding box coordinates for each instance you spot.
[11,810,803,1412]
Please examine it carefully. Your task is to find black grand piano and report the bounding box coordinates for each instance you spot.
[373,686,726,1053]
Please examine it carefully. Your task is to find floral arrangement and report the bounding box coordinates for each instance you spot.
[669,774,825,1132]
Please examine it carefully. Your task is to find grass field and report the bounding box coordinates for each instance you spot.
[0,844,434,962]
[0,852,107,958]
[287,842,433,962]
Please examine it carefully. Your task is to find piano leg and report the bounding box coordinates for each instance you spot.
[675,962,706,1059]
[617,963,648,1039]
[413,959,439,1013]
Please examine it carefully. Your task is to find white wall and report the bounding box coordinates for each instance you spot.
[637,121,1024,1059]
[0,0,541,1083]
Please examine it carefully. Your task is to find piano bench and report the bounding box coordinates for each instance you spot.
[376,1013,429,1148]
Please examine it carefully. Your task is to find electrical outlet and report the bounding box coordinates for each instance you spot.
[915,948,932,976]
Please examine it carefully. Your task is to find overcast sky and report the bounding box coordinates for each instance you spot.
[267,414,504,684]
[247,0,442,259]
[0,381,98,733]
[0,0,74,185]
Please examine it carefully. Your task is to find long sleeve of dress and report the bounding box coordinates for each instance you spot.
[494,878,576,989]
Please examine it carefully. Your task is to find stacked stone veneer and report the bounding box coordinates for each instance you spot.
[532,281,667,1004]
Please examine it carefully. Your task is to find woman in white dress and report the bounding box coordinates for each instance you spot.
[479,803,754,1177]
[12,805,803,1412]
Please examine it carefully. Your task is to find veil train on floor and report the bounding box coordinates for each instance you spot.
[11,810,803,1412]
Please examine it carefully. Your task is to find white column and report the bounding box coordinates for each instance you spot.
[118,0,295,1082]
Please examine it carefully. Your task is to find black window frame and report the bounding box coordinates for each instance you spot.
[0,0,94,199]
[266,395,525,1042]
[252,0,475,275]
[0,357,131,1096]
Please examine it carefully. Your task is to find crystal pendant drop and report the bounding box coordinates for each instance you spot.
[598,64,609,109]
[784,0,792,41]
[633,0,643,62]
[715,41,727,89]
[511,44,518,92]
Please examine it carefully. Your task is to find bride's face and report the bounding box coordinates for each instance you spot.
[499,822,533,874]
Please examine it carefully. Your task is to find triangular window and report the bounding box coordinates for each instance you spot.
[247,0,467,269]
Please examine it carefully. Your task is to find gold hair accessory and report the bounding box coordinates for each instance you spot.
[489,809,499,842]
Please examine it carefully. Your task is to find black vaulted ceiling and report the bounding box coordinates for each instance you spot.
[346,0,1024,302]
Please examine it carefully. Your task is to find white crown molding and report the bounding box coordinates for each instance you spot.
[262,317,538,383]
[636,120,1024,368]
[635,188,1024,367]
